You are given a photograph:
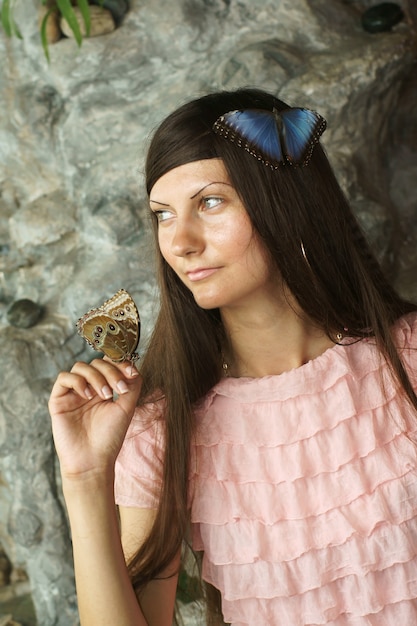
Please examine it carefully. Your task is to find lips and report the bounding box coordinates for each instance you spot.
[186,267,220,282]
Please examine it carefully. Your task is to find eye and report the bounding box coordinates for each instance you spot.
[202,196,222,209]
[152,209,173,223]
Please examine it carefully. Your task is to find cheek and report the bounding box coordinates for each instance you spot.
[218,214,254,255]
[241,234,273,278]
[157,231,171,263]
[229,226,265,267]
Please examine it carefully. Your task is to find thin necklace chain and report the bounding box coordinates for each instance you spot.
[222,328,347,377]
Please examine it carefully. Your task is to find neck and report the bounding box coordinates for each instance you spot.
[220,296,334,378]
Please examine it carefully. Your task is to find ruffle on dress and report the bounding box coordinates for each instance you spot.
[188,314,417,624]
[114,313,417,625]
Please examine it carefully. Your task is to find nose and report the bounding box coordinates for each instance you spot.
[170,214,204,257]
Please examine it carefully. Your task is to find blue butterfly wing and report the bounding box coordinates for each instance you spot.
[280,108,326,164]
[219,109,284,165]
[214,107,326,166]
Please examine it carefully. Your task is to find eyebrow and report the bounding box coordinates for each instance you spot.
[150,181,232,206]
[149,199,169,206]
[190,181,232,199]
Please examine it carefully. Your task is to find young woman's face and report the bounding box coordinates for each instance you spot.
[149,158,277,312]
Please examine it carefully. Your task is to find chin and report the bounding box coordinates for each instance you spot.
[192,293,224,310]
[194,299,221,311]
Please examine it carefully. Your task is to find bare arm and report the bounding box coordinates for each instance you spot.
[63,474,148,626]
[49,358,177,626]
[119,506,180,625]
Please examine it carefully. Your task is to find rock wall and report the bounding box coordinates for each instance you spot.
[0,0,416,624]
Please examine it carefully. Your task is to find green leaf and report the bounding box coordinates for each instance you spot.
[76,0,91,37]
[40,9,52,63]
[1,0,22,38]
[56,0,83,46]
[1,0,12,36]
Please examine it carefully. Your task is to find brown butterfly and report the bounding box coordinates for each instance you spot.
[76,289,140,362]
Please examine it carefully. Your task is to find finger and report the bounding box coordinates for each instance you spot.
[113,373,143,415]
[70,360,118,400]
[71,359,141,400]
[98,359,142,398]
[50,370,96,402]
[102,356,140,379]
[86,358,140,396]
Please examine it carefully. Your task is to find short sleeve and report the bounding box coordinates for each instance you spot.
[114,400,166,509]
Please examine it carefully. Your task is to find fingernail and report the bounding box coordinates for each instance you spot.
[116,380,129,395]
[126,365,139,377]
[101,385,113,399]
[85,386,93,400]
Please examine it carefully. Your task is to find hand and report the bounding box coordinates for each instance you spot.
[48,358,142,482]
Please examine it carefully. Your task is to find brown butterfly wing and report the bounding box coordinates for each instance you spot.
[76,289,140,362]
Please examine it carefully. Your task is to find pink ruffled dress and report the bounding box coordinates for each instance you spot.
[115,313,417,625]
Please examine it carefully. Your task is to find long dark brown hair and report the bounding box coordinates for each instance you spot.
[126,88,417,619]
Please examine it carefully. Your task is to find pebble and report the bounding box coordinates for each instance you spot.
[6,299,44,329]
[60,5,115,38]
[361,2,404,33]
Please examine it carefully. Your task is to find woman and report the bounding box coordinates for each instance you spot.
[49,88,417,625]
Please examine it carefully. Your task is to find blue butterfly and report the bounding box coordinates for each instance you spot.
[213,107,327,167]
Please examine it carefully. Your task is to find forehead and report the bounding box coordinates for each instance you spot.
[149,158,230,200]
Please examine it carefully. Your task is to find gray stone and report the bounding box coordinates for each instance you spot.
[6,300,44,329]
[7,510,43,549]
[8,191,76,251]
